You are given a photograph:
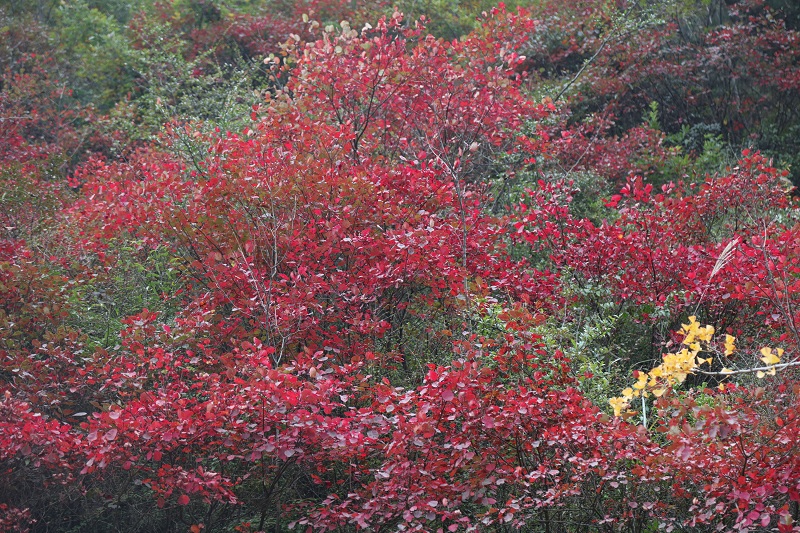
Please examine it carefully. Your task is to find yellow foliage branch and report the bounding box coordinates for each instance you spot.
[609,316,797,417]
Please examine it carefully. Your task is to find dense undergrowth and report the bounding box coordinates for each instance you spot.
[1,0,800,531]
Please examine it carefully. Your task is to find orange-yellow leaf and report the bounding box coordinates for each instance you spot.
[760,347,780,366]
[724,334,736,356]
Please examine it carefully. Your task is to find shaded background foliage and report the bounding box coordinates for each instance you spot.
[1,0,800,532]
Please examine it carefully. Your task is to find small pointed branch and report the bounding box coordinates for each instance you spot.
[553,35,613,104]
[553,4,635,103]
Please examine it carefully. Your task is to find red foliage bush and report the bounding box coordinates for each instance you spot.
[2,3,800,532]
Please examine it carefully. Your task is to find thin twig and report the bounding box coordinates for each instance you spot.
[693,360,800,377]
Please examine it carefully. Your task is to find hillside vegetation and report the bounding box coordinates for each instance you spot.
[1,0,800,531]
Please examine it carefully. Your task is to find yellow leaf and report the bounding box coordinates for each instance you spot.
[724,334,736,356]
[760,347,781,366]
[757,370,766,379]
[609,397,628,417]
[681,316,699,344]
[652,388,666,397]
[721,367,733,374]
[622,387,634,399]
